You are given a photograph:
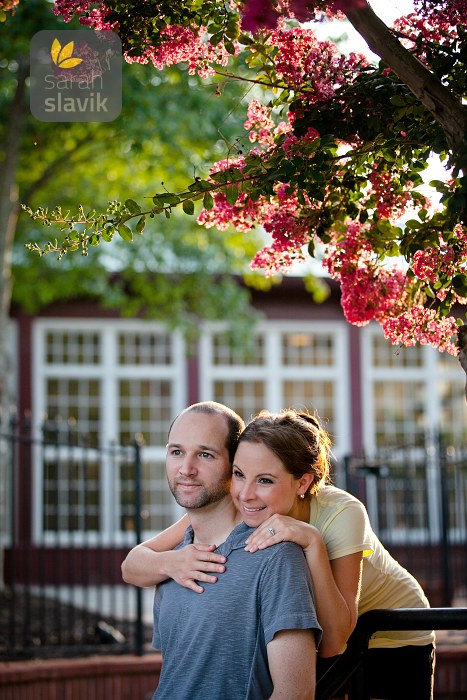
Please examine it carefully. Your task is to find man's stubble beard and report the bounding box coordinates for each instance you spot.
[169,479,231,510]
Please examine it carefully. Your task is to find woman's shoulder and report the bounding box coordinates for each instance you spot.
[316,484,366,510]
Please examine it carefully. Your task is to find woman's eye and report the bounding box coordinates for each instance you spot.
[233,469,243,479]
[258,477,273,484]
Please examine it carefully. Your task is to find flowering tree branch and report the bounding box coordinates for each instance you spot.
[346,3,467,150]
[5,0,467,356]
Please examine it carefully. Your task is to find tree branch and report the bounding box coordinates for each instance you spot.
[346,4,467,150]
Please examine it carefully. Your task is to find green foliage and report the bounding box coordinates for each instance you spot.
[1,0,267,337]
[8,0,467,350]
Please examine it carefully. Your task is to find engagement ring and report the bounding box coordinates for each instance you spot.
[267,527,276,536]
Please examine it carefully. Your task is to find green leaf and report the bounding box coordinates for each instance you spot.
[118,223,133,242]
[225,186,239,206]
[102,227,115,242]
[182,199,195,215]
[135,216,146,233]
[404,219,420,230]
[203,192,214,210]
[163,194,181,205]
[125,198,141,214]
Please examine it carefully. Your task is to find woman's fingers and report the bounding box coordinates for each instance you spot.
[244,518,283,552]
[190,544,227,572]
[172,544,227,592]
[245,516,315,552]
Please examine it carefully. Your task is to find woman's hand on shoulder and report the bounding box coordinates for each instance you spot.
[167,544,227,593]
[244,515,322,553]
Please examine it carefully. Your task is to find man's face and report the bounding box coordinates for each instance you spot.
[166,410,232,510]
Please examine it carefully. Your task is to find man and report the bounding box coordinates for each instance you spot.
[124,401,320,700]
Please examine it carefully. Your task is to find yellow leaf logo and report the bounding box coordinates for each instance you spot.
[50,38,83,69]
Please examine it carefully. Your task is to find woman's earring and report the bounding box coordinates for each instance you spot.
[299,493,305,500]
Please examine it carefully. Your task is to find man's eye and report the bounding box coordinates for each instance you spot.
[201,452,213,459]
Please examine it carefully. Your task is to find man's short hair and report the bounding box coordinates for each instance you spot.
[169,402,245,463]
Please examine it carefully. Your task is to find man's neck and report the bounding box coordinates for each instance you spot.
[188,496,242,547]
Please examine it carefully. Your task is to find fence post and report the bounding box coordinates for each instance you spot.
[133,434,144,656]
[437,432,453,606]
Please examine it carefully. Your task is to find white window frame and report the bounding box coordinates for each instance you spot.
[360,322,467,541]
[199,319,351,461]
[32,318,187,546]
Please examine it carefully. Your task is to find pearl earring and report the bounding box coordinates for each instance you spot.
[299,493,305,500]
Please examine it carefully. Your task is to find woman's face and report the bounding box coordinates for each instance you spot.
[231,440,306,527]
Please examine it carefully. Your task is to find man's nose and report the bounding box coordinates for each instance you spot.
[179,455,198,476]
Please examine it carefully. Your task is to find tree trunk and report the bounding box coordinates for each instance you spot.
[0,56,29,589]
[0,56,28,416]
[346,4,467,150]
[457,325,467,401]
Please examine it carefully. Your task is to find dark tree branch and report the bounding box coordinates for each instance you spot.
[346,4,467,150]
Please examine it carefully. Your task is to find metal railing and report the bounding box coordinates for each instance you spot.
[316,607,467,700]
[343,435,467,608]
[0,416,148,660]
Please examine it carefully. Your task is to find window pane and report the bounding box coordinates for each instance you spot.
[375,460,429,535]
[373,381,425,446]
[282,332,334,366]
[371,335,423,367]
[211,333,265,366]
[119,379,173,445]
[43,458,100,533]
[118,332,173,365]
[283,380,335,431]
[46,331,100,364]
[46,378,101,443]
[439,380,467,444]
[119,457,174,533]
[212,380,265,421]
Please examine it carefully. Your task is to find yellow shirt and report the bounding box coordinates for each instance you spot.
[309,485,435,649]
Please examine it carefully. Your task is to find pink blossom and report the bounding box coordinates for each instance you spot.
[53,1,113,29]
[125,24,235,77]
[241,0,279,33]
[332,0,368,11]
[413,0,467,26]
[383,307,459,355]
[250,245,306,276]
[322,222,411,326]
[267,25,367,98]
[368,166,413,220]
[244,99,276,144]
[0,0,20,10]
[411,226,467,285]
[289,0,314,22]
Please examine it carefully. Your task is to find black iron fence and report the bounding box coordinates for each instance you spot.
[1,418,466,663]
[343,435,467,609]
[0,416,147,661]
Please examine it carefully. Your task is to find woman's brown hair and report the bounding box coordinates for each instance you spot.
[238,408,332,496]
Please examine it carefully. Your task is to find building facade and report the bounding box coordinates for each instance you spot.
[8,277,467,551]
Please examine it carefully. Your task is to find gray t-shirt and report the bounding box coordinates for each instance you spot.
[152,522,321,700]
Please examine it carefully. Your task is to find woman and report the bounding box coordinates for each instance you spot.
[122,408,435,699]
